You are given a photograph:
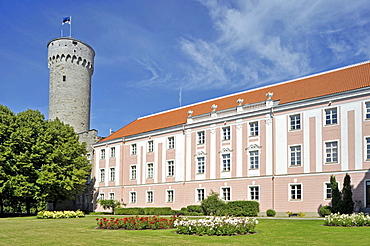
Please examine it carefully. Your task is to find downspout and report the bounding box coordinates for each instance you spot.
[271,106,275,210]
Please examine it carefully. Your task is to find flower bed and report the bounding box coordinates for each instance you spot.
[324,213,370,226]
[96,216,176,230]
[174,216,258,236]
[37,210,85,219]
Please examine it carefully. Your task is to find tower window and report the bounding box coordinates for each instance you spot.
[63,76,66,81]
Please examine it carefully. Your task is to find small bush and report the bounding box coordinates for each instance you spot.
[266,209,276,217]
[201,191,225,215]
[114,207,144,215]
[114,207,173,215]
[297,212,306,218]
[319,206,332,217]
[219,201,259,217]
[37,210,84,219]
[186,205,203,214]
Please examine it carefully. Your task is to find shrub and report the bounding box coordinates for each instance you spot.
[114,207,144,215]
[96,216,176,230]
[324,213,370,226]
[339,174,354,214]
[114,207,173,215]
[37,210,85,219]
[319,206,332,217]
[219,201,259,217]
[98,199,121,213]
[266,209,276,217]
[201,191,225,215]
[297,212,306,218]
[175,216,258,236]
[186,205,203,214]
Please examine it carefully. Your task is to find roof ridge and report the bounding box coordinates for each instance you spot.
[137,60,370,120]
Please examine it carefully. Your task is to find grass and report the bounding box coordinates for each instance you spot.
[0,216,368,245]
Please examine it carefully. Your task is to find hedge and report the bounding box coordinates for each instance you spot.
[218,201,259,217]
[114,207,173,215]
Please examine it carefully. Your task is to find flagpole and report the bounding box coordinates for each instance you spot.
[69,15,72,38]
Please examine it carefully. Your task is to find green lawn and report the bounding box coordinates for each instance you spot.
[0,216,368,245]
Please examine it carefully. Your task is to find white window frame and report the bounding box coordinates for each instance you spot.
[222,126,231,140]
[147,163,154,179]
[109,167,115,181]
[222,153,231,172]
[146,190,154,203]
[289,183,302,201]
[110,147,115,158]
[131,144,137,155]
[289,114,301,131]
[148,140,154,152]
[197,131,205,145]
[196,188,205,202]
[249,185,260,201]
[109,192,115,200]
[249,121,259,136]
[325,140,339,164]
[130,191,137,204]
[221,187,231,201]
[365,102,370,119]
[168,137,175,149]
[325,107,338,125]
[366,137,370,161]
[197,157,205,174]
[100,149,105,159]
[166,189,174,203]
[290,145,302,166]
[130,165,137,180]
[167,160,175,177]
[249,150,259,169]
[100,169,105,182]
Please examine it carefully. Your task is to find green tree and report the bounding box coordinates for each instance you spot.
[98,199,121,214]
[330,175,341,213]
[200,190,225,215]
[36,118,91,210]
[339,173,354,214]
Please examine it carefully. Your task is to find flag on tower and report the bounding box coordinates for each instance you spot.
[62,16,71,25]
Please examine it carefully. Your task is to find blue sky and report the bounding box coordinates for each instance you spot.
[1,0,370,137]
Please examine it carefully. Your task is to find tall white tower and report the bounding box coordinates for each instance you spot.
[47,37,95,133]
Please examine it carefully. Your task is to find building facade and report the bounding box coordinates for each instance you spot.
[93,62,370,215]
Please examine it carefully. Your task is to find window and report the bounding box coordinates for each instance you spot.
[197,157,205,174]
[148,140,154,152]
[100,169,105,182]
[366,137,370,160]
[109,167,115,181]
[147,163,154,179]
[249,186,259,201]
[222,154,231,172]
[249,151,259,169]
[100,149,105,159]
[221,187,231,201]
[196,188,205,202]
[109,192,114,200]
[110,147,115,158]
[168,137,175,149]
[130,191,137,203]
[62,75,66,81]
[249,122,259,136]
[325,108,338,125]
[325,183,332,199]
[167,190,174,203]
[131,144,137,155]
[147,191,154,203]
[366,102,370,119]
[290,114,301,130]
[130,165,137,180]
[290,146,302,166]
[167,160,174,177]
[99,193,104,200]
[290,184,302,200]
[222,126,231,140]
[325,141,338,163]
[197,131,205,144]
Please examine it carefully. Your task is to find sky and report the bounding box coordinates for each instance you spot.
[1,0,370,137]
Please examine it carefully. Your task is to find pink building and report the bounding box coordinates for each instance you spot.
[93,61,370,216]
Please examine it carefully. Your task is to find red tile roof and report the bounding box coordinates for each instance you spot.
[101,61,370,142]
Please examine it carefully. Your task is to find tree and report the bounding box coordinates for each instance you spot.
[200,190,225,215]
[330,175,341,213]
[339,173,354,214]
[98,199,121,213]
[36,118,91,210]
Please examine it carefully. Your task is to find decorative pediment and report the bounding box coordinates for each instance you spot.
[246,144,262,151]
[194,151,207,157]
[219,148,233,154]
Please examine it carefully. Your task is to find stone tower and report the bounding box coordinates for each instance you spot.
[47,37,95,133]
